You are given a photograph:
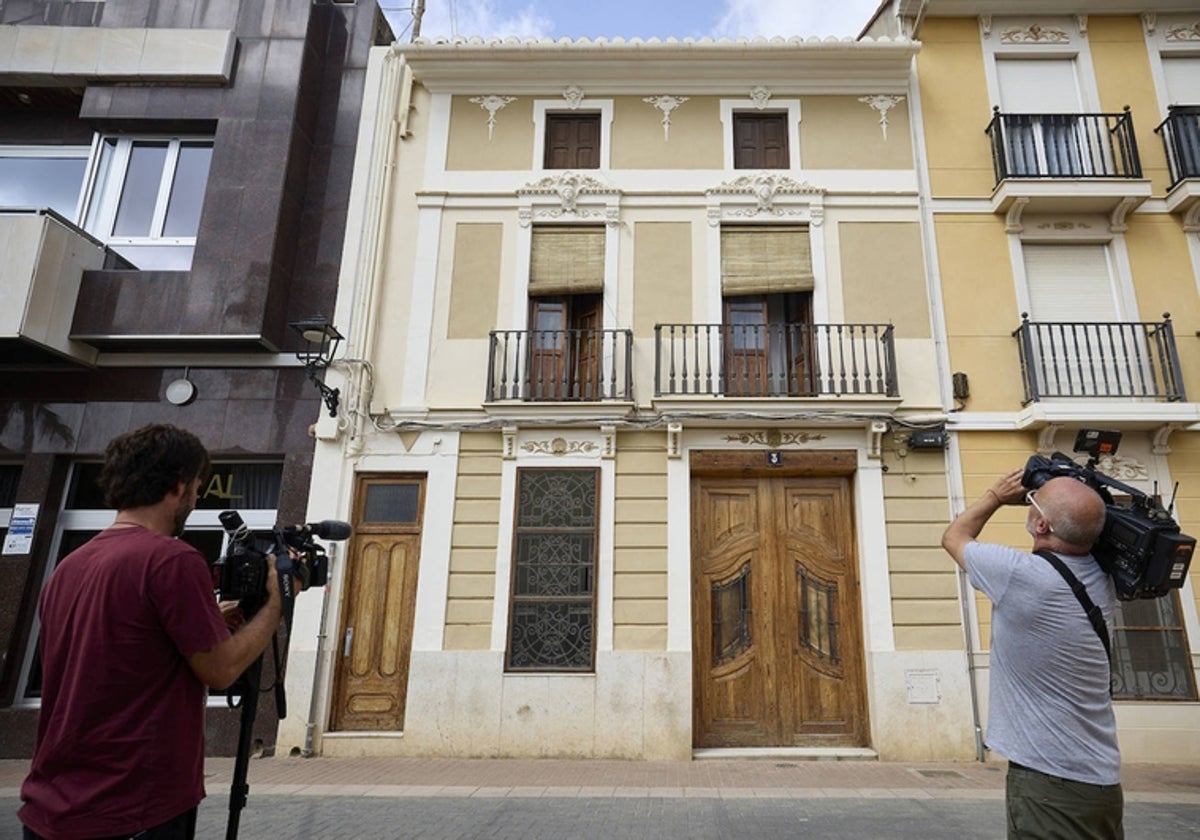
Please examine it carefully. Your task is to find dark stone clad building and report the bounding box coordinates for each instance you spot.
[0,0,391,757]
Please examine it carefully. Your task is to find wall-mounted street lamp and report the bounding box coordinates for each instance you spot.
[290,316,344,418]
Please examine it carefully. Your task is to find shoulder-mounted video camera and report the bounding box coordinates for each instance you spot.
[1021,429,1195,600]
[212,510,350,616]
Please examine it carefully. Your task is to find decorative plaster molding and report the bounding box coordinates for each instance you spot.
[1076,15,1088,37]
[502,426,517,459]
[706,173,824,225]
[1037,424,1062,455]
[601,425,616,460]
[749,85,772,109]
[868,421,887,460]
[667,422,682,459]
[1000,24,1070,44]
[1142,13,1156,36]
[858,94,905,140]
[521,437,599,457]
[1109,196,1141,233]
[643,95,689,141]
[469,94,516,140]
[980,15,992,38]
[723,429,827,447]
[1034,221,1094,231]
[1153,424,1180,456]
[517,171,621,227]
[1004,197,1030,233]
[563,85,586,108]
[1183,202,1200,233]
[1092,453,1149,482]
[1165,22,1200,42]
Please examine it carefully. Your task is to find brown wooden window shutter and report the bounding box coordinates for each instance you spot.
[529,226,606,296]
[733,112,789,169]
[545,113,601,169]
[721,225,813,295]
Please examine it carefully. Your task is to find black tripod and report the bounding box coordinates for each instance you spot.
[224,575,296,840]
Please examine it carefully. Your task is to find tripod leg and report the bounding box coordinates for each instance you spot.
[225,654,263,840]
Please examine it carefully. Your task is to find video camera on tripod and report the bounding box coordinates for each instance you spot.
[1021,429,1195,600]
[212,510,349,616]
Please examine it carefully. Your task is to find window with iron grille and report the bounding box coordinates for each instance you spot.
[1111,592,1197,700]
[506,468,598,671]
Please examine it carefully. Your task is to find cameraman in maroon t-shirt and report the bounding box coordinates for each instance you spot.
[20,424,287,840]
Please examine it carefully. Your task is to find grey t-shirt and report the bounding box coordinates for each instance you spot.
[965,541,1120,785]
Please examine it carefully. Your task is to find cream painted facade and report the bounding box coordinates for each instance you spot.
[276,33,992,762]
[871,1,1200,764]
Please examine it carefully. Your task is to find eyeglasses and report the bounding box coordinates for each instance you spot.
[1025,490,1054,533]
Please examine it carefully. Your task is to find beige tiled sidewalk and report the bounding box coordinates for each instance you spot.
[3,756,1199,803]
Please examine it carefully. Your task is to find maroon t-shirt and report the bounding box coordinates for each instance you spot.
[19,526,230,839]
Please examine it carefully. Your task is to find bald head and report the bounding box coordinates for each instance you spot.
[1037,477,1107,550]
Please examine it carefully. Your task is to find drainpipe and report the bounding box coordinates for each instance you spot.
[904,25,986,762]
[342,49,407,457]
[302,543,338,757]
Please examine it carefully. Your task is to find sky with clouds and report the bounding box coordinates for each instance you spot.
[382,0,884,41]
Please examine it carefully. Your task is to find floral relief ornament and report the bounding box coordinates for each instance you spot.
[858,94,905,140]
[643,95,689,141]
[563,85,586,109]
[521,437,598,456]
[1000,23,1070,44]
[749,86,772,110]
[1165,22,1200,41]
[469,95,516,140]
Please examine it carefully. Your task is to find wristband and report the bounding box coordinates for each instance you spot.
[985,488,1002,505]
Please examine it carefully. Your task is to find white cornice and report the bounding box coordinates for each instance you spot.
[900,1,1200,17]
[397,37,917,94]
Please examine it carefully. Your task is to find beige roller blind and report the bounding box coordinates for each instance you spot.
[721,225,813,295]
[529,226,605,295]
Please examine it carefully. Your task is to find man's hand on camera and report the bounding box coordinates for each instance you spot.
[988,468,1026,506]
[218,600,245,631]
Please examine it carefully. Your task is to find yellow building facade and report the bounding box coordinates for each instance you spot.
[277,33,991,762]
[866,1,1200,762]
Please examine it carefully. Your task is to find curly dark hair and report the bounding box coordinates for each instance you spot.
[98,424,212,510]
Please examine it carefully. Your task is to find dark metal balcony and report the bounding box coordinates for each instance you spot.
[1155,106,1200,189]
[487,328,633,402]
[1013,314,1185,404]
[654,322,898,398]
[985,108,1151,225]
[987,108,1143,182]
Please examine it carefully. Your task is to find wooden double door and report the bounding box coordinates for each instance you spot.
[691,454,868,748]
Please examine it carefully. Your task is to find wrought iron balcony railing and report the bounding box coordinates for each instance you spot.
[654,322,898,398]
[487,328,633,402]
[1013,314,1185,404]
[986,107,1142,183]
[1155,105,1200,189]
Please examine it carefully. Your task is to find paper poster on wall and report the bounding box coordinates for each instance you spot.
[2,503,39,555]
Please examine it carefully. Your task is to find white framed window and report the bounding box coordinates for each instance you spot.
[80,135,214,271]
[0,146,90,219]
[719,98,802,171]
[532,98,613,170]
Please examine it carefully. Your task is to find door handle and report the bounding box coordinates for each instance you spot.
[343,627,354,657]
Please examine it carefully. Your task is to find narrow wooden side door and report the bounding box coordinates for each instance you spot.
[331,476,424,731]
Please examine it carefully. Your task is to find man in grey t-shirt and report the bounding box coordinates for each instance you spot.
[942,468,1122,840]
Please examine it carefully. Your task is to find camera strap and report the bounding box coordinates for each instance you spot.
[1035,550,1112,663]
